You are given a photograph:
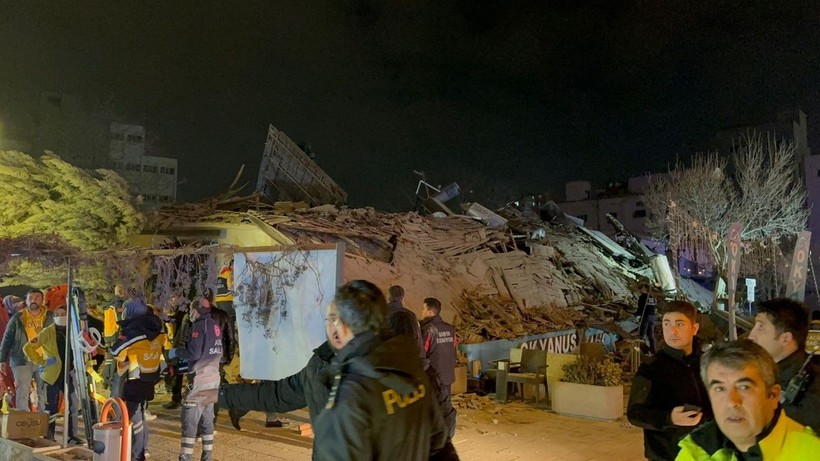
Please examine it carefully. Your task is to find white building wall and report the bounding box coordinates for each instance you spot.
[109,122,145,162]
[557,199,599,229]
[565,181,592,202]
[556,193,649,237]
[109,122,177,209]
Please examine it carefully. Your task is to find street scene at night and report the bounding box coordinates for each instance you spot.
[1,3,820,461]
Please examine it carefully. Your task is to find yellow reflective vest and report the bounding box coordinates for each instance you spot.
[22,324,62,385]
[676,412,819,461]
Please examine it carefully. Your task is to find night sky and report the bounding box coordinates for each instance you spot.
[2,2,819,210]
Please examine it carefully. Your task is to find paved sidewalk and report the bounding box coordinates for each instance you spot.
[140,400,644,461]
[145,407,313,461]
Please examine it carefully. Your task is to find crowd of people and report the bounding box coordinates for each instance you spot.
[628,297,820,460]
[0,280,461,461]
[2,275,818,461]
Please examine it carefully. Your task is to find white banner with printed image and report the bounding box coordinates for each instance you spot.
[233,244,343,380]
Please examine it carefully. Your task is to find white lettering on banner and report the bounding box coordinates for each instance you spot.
[518,331,613,353]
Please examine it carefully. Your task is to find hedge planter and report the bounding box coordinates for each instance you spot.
[552,381,623,421]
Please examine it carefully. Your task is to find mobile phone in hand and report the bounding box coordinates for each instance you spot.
[683,404,701,413]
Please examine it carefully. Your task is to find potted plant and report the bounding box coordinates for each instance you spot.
[551,355,624,421]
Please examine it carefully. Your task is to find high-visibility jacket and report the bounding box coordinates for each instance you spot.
[103,297,125,344]
[676,409,820,461]
[22,324,62,385]
[111,313,166,402]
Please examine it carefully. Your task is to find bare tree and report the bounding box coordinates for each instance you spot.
[644,133,808,300]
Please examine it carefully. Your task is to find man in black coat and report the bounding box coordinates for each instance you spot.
[218,280,457,461]
[627,300,712,461]
[312,280,446,461]
[748,298,820,431]
[388,285,425,358]
[420,297,457,397]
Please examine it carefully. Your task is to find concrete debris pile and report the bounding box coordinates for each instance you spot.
[261,207,646,341]
[451,393,499,411]
[252,207,512,263]
[454,290,584,344]
[148,193,653,343]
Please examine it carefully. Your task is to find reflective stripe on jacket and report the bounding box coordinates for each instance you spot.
[676,411,819,461]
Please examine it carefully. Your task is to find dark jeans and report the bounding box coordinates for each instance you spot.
[45,372,78,440]
[168,372,183,404]
[212,364,228,423]
[639,314,657,352]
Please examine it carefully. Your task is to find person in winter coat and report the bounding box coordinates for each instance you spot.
[0,289,54,410]
[170,299,223,461]
[386,307,458,443]
[200,291,235,425]
[420,298,457,397]
[748,298,820,431]
[218,281,458,461]
[388,285,425,358]
[312,280,447,461]
[675,340,820,460]
[627,300,712,461]
[111,298,167,461]
[164,300,192,410]
[0,295,22,396]
[22,306,81,444]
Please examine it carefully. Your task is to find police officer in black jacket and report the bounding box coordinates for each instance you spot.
[627,300,712,461]
[219,281,458,460]
[313,280,446,460]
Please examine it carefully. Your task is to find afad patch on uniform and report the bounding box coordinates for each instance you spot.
[192,331,200,339]
[213,324,221,337]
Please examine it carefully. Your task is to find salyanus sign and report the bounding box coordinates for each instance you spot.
[518,330,615,353]
[460,328,618,375]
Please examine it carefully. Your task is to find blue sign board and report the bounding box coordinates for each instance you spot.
[459,328,618,375]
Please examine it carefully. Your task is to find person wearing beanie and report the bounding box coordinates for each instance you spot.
[111,297,166,461]
[171,297,223,461]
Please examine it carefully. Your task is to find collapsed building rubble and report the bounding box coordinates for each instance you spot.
[146,192,657,344]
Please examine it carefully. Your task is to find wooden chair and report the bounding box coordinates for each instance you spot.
[506,348,548,407]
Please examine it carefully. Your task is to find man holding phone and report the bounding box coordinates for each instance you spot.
[628,300,712,461]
